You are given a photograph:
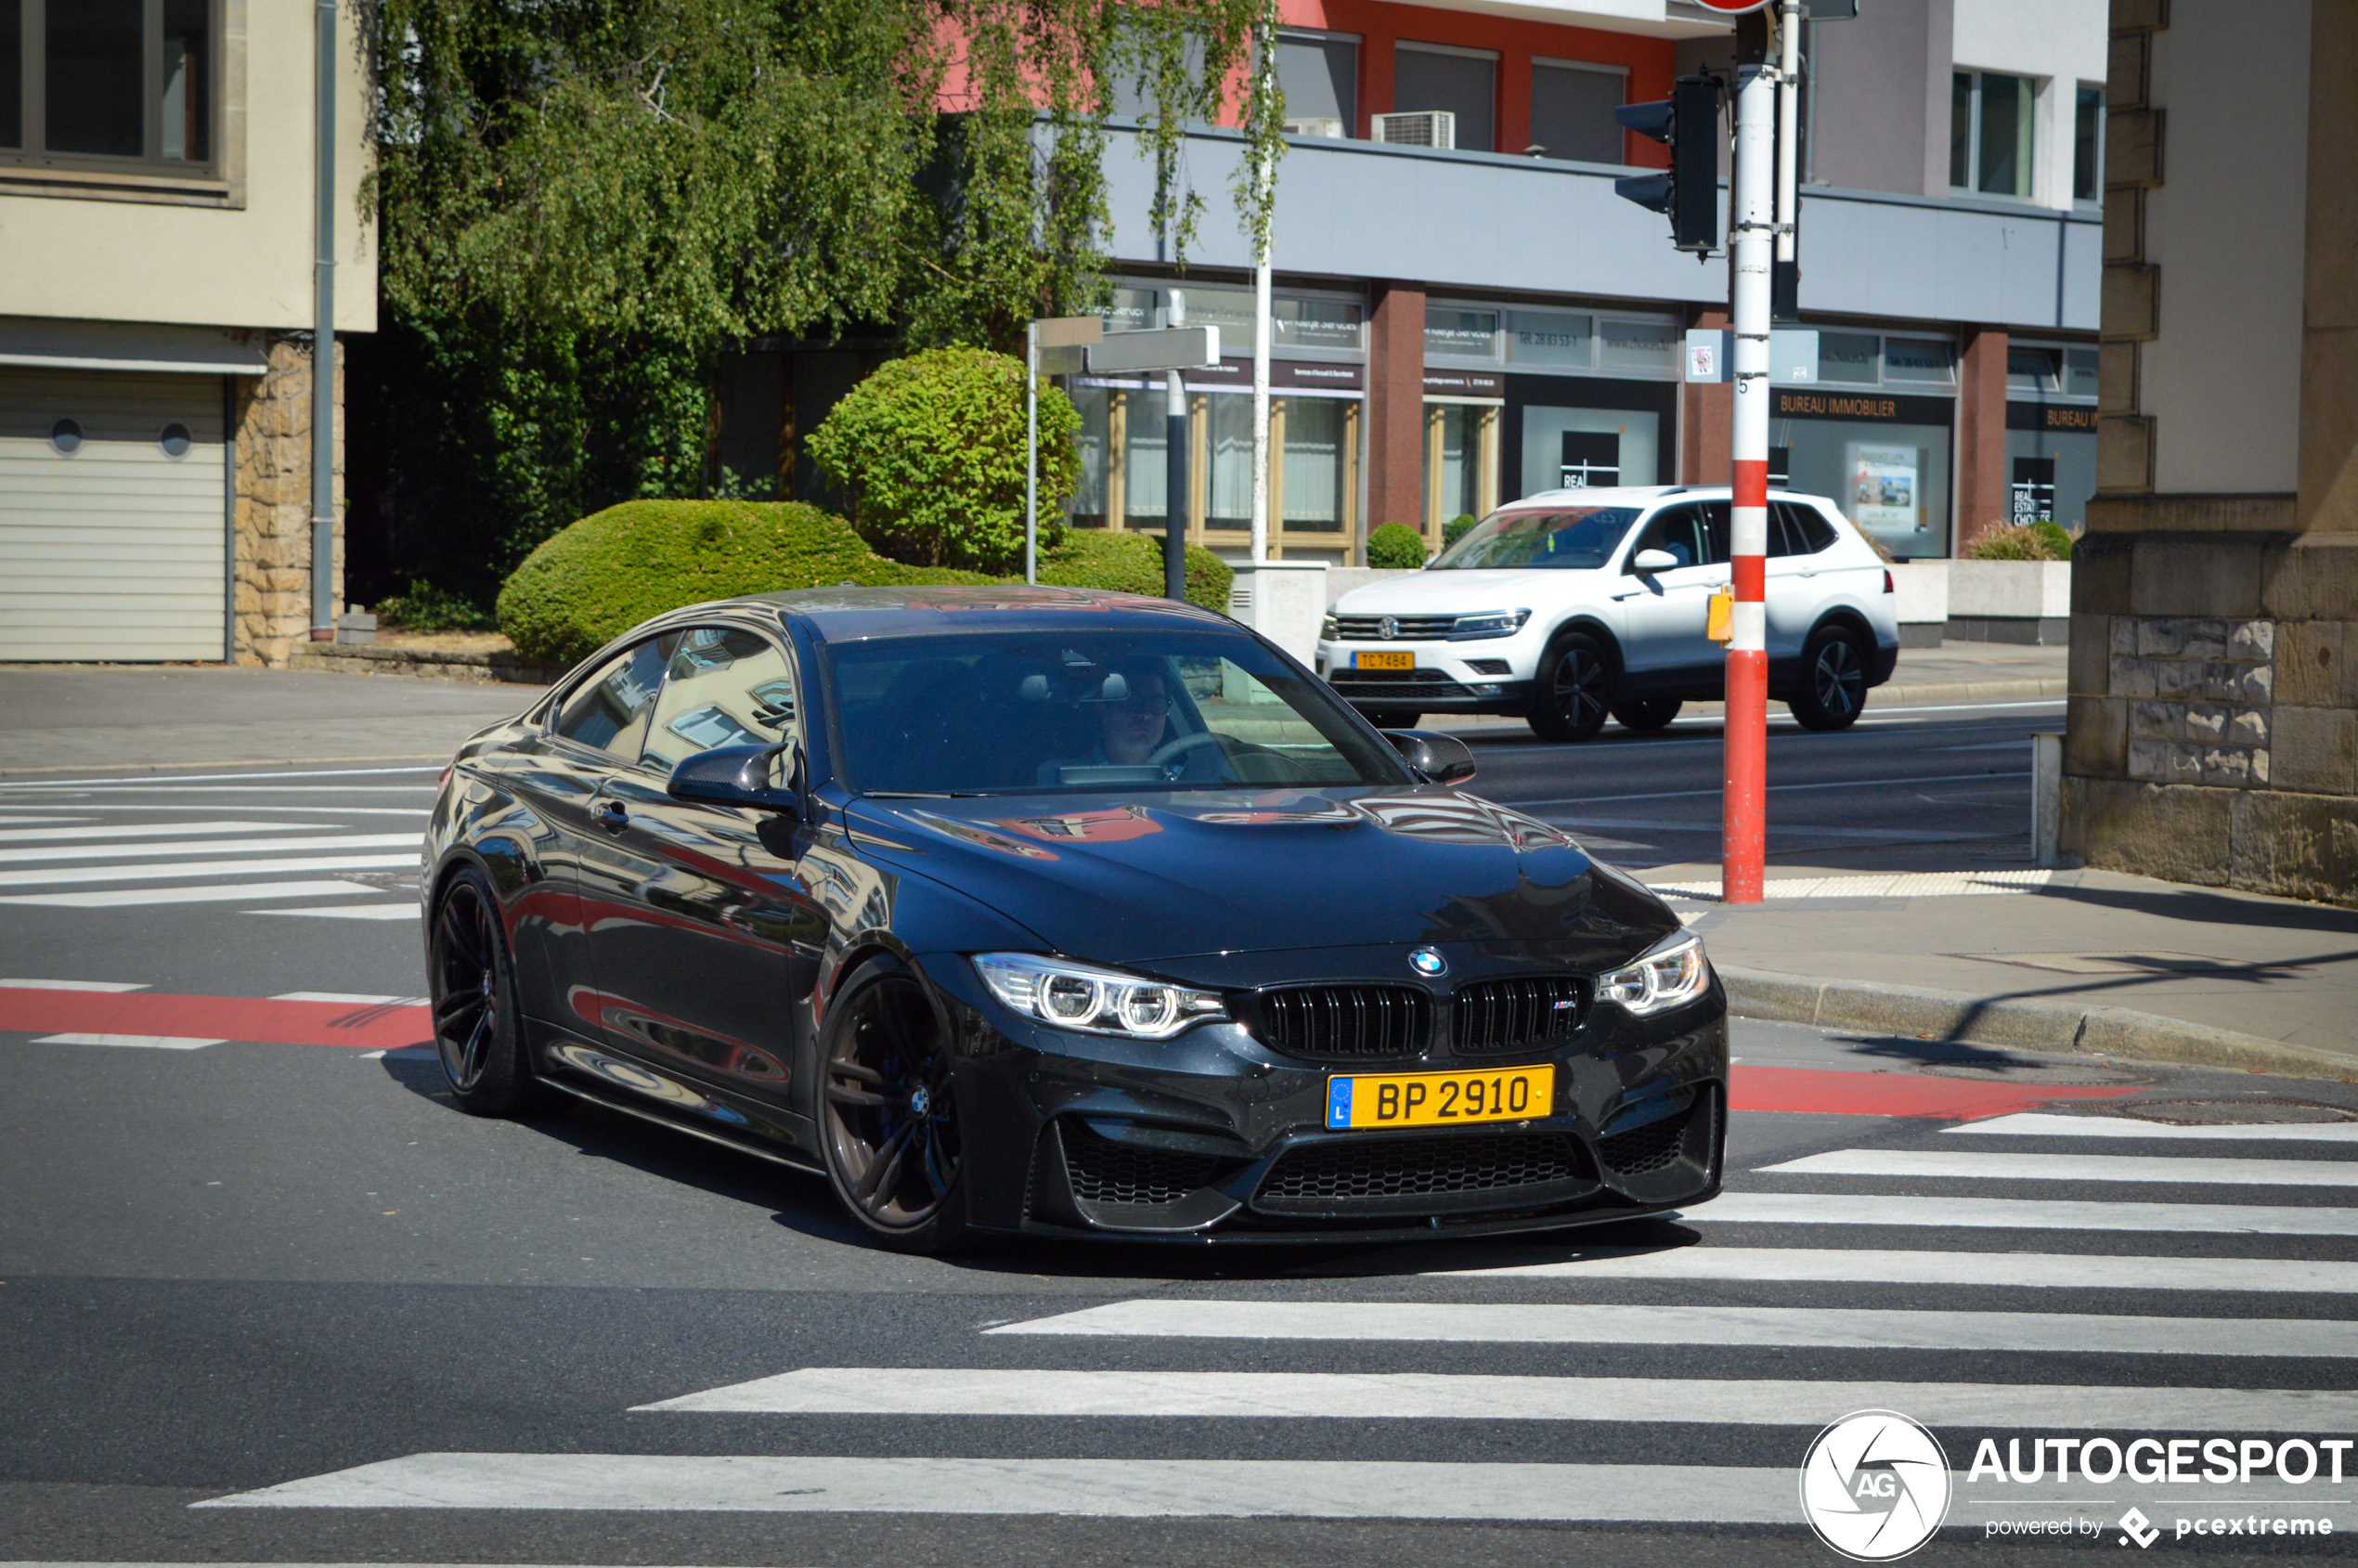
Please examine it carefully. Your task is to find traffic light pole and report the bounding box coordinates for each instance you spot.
[1724,21,1777,905]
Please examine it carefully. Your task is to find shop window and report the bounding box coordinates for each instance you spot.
[1519,407,1660,501]
[9,0,214,168]
[1528,59,1625,163]
[2072,85,2103,204]
[1206,395,1254,530]
[1277,31,1356,134]
[1426,402,1497,536]
[1394,42,1496,153]
[1951,71,2036,201]
[2063,347,2099,399]
[1817,332,1880,384]
[1883,338,1956,386]
[1774,410,1952,560]
[1281,399,1349,531]
[1506,310,1593,369]
[1069,385,1112,526]
[1426,307,1498,361]
[1598,318,1678,374]
[1274,296,1364,353]
[2006,347,2061,395]
[1558,432,1620,487]
[2004,422,2094,530]
[1121,389,1171,529]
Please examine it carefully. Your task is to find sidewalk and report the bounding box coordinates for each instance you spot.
[1663,862,2358,1077]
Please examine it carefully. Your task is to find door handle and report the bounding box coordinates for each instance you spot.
[597,800,628,835]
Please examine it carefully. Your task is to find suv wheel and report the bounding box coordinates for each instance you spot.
[1612,698,1682,733]
[1527,632,1613,744]
[1790,625,1870,731]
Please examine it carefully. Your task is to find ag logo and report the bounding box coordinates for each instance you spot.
[1799,1409,1951,1561]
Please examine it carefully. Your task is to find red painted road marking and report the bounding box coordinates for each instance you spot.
[0,988,428,1051]
[1730,1065,2135,1121]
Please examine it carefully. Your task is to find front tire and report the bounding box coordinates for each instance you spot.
[820,956,973,1254]
[1527,633,1614,743]
[428,867,546,1117]
[1789,625,1871,731]
[1612,698,1683,733]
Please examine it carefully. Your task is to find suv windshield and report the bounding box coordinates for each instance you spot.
[1430,507,1640,570]
[826,630,1413,796]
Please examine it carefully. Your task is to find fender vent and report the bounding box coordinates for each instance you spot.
[1596,1089,1700,1176]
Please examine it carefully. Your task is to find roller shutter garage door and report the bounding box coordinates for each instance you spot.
[0,369,228,661]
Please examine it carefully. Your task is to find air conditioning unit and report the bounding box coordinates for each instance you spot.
[1371,110,1455,149]
[1283,116,1345,138]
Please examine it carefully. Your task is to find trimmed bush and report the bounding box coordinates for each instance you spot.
[1038,528,1235,614]
[1442,513,1480,550]
[1966,524,2073,563]
[497,499,991,666]
[2029,519,2076,561]
[1365,522,1428,570]
[806,345,1082,573]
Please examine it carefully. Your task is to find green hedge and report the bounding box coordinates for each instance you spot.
[499,502,1235,667]
[1965,521,2075,563]
[1365,522,1428,569]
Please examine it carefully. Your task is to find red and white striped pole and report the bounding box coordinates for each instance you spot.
[1723,18,1777,904]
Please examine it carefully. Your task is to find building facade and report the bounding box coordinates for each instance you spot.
[2061,0,2358,904]
[0,0,374,666]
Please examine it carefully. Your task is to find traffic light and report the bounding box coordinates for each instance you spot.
[1613,74,1723,253]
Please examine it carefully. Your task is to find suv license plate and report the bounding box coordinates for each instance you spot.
[1326,1066,1554,1130]
[1355,650,1416,670]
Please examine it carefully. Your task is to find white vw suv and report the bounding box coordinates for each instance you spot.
[1315,486,1901,742]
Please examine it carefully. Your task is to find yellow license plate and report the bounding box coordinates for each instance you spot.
[1326,1066,1554,1130]
[1355,650,1416,670]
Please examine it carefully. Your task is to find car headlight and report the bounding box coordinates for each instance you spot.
[1320,613,1339,641]
[971,952,1228,1040]
[1450,608,1531,641]
[1596,931,1712,1017]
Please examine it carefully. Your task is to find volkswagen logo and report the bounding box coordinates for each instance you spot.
[1407,948,1448,978]
[1379,616,1399,641]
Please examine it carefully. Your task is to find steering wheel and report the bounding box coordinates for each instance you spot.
[1147,731,1224,769]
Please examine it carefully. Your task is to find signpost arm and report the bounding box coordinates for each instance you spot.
[1025,320,1039,586]
[1724,17,1775,905]
[1164,291,1189,603]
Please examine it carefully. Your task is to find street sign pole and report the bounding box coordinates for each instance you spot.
[1725,13,1776,905]
[1164,291,1189,603]
[1025,319,1039,585]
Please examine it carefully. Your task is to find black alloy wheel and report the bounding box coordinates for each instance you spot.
[1527,632,1613,743]
[1790,625,1870,731]
[820,957,971,1253]
[1611,697,1683,733]
[429,868,543,1116]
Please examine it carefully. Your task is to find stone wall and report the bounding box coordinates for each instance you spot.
[230,336,342,667]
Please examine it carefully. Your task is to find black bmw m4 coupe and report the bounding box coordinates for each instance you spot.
[422,587,1726,1251]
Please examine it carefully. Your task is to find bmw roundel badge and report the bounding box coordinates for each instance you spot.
[1408,948,1448,978]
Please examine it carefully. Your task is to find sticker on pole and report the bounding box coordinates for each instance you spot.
[1798,1409,1951,1561]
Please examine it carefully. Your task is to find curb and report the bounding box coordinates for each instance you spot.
[293,644,562,686]
[1872,676,2066,706]
[1718,965,2355,1082]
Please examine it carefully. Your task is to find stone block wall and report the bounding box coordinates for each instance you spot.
[231,336,343,667]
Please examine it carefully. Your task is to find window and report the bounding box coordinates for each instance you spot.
[1950,71,2036,200]
[1282,398,1348,531]
[1771,502,1837,557]
[6,0,215,168]
[2007,346,2061,395]
[1627,505,1710,573]
[555,637,677,759]
[1818,331,1880,384]
[641,628,797,774]
[2072,84,2103,203]
[1528,60,1626,163]
[1426,307,1498,360]
[1815,332,1958,388]
[1432,507,1639,572]
[1505,310,1592,369]
[1394,42,1496,153]
[1276,31,1356,134]
[1882,338,1956,386]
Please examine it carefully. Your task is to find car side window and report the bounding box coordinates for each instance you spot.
[1699,500,1731,565]
[1626,504,1707,573]
[641,627,798,774]
[552,635,676,758]
[1771,501,1836,557]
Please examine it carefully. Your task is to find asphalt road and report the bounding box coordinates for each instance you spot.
[9,701,2358,1566]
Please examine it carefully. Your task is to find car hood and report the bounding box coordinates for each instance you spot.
[1332,568,1601,613]
[845,786,1676,968]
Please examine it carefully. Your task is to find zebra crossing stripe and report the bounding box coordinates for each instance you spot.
[1692,1190,2358,1234]
[249,905,420,921]
[1950,1111,2358,1144]
[1760,1148,2358,1187]
[193,1453,1801,1520]
[0,852,414,888]
[1443,1245,2358,1293]
[32,1032,223,1050]
[0,880,383,908]
[0,820,324,844]
[0,833,415,866]
[0,978,148,991]
[985,1300,2358,1356]
[633,1367,2358,1431]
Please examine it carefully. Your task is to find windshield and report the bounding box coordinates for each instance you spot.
[825,630,1413,796]
[1430,507,1640,570]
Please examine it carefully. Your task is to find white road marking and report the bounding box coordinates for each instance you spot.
[0,815,84,825]
[272,992,426,1005]
[1762,1148,2358,1187]
[1950,1111,2358,1143]
[0,833,413,865]
[0,803,433,815]
[0,765,446,789]
[31,1033,223,1050]
[633,1367,2358,1430]
[1693,1190,2358,1235]
[193,1453,1801,1521]
[1438,1245,2358,1293]
[0,880,382,908]
[0,820,316,844]
[0,978,148,991]
[0,853,414,888]
[986,1300,2358,1356]
[251,905,422,922]
[1525,770,2031,808]
[1648,870,2055,901]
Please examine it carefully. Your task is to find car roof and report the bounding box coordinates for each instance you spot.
[727,584,1236,641]
[1499,485,1834,510]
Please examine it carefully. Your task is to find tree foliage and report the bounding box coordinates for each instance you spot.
[358,0,1285,603]
[807,347,1082,571]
